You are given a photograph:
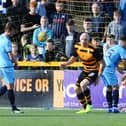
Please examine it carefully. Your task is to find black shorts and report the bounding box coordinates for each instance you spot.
[76,70,98,87]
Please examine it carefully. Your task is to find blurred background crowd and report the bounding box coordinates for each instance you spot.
[0,0,125,69]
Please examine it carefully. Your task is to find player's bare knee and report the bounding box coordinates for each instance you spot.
[80,79,89,90]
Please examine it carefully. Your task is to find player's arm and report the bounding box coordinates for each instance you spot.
[20,24,39,32]
[60,56,78,68]
[61,45,79,68]
[98,60,105,76]
[8,52,17,66]
[94,47,105,85]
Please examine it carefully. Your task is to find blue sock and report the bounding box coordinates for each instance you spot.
[7,89,16,110]
[0,86,7,96]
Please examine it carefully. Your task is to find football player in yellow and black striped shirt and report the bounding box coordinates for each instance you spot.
[61,33,104,114]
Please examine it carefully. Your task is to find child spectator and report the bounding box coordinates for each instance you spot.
[25,44,43,61]
[12,42,22,61]
[11,42,22,69]
[44,38,56,62]
[20,34,31,61]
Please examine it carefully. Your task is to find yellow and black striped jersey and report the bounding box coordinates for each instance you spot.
[73,43,103,72]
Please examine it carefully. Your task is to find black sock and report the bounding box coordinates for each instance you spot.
[84,88,92,105]
[106,90,112,108]
[77,92,87,109]
[113,90,119,108]
[7,89,16,110]
[0,85,7,96]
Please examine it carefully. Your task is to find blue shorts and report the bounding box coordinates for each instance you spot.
[102,67,118,86]
[0,67,15,84]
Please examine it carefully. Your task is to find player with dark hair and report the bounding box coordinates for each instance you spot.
[102,36,126,113]
[61,32,104,114]
[0,22,23,113]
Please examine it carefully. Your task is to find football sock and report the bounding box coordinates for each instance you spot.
[106,90,112,108]
[77,92,87,109]
[0,85,7,96]
[113,89,119,108]
[7,89,16,109]
[84,88,92,105]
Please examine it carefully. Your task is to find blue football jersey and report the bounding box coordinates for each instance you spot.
[104,45,126,68]
[0,33,13,67]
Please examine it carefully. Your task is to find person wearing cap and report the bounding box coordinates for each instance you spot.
[61,32,104,114]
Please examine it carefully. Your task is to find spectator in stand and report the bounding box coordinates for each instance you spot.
[44,39,67,62]
[91,36,103,60]
[36,0,47,17]
[44,39,56,62]
[20,34,31,61]
[107,10,126,42]
[65,19,80,58]
[7,0,28,33]
[12,42,22,62]
[0,18,3,34]
[25,44,43,61]
[119,0,126,21]
[91,36,102,48]
[51,1,70,52]
[36,0,56,24]
[33,16,53,56]
[90,2,111,41]
[11,42,22,69]
[25,43,43,70]
[21,1,40,42]
[97,0,115,18]
[83,18,100,41]
[0,0,12,14]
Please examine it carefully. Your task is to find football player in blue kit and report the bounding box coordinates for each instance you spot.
[102,36,126,113]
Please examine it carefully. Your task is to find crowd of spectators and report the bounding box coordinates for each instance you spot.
[0,0,125,70]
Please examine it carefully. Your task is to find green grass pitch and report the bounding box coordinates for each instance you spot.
[0,108,125,126]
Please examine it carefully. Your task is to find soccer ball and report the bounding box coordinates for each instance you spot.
[37,32,48,42]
